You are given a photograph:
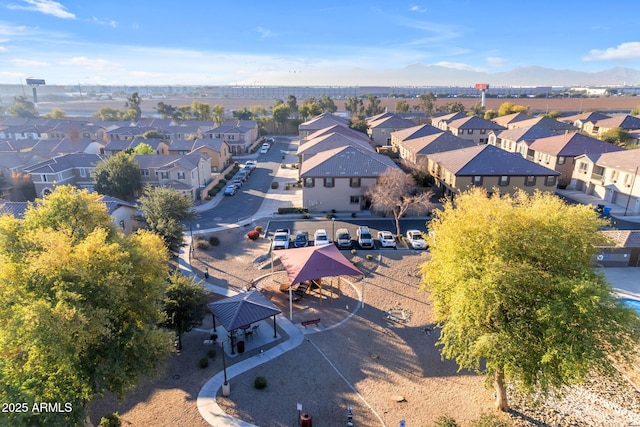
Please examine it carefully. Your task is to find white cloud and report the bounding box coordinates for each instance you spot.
[583,42,640,61]
[90,17,117,28]
[10,58,49,67]
[434,61,484,72]
[60,56,121,71]
[0,46,7,52]
[486,56,507,67]
[410,5,427,13]
[256,27,275,39]
[7,0,75,19]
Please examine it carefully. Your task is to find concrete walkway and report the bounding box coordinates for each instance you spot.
[556,189,640,223]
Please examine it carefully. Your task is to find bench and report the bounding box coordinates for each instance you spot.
[301,318,321,328]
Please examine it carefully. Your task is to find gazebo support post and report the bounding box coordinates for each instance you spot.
[273,315,277,338]
[212,314,216,332]
[362,275,365,308]
[289,286,293,321]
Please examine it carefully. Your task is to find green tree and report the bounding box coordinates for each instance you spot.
[421,188,640,412]
[212,104,225,125]
[631,105,640,116]
[437,101,466,114]
[395,99,410,113]
[366,168,433,236]
[134,142,156,154]
[272,104,291,130]
[418,92,436,117]
[318,95,337,113]
[7,95,39,118]
[345,96,364,118]
[93,152,142,200]
[349,118,368,133]
[43,108,67,118]
[137,186,195,253]
[364,95,384,117]
[232,107,252,120]
[156,101,179,120]
[249,104,268,119]
[161,271,206,350]
[141,130,165,139]
[124,92,143,121]
[600,127,632,147]
[286,95,298,117]
[298,98,322,120]
[96,106,123,121]
[0,186,172,426]
[191,101,212,121]
[484,109,498,120]
[469,101,484,117]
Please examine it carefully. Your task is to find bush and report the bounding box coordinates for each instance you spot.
[303,213,310,219]
[199,357,209,369]
[194,237,210,250]
[254,225,263,234]
[351,212,357,218]
[247,230,260,240]
[277,207,308,214]
[285,184,290,190]
[254,376,267,389]
[271,181,279,189]
[434,415,459,427]
[470,412,512,427]
[99,413,121,427]
[350,249,357,255]
[207,348,217,358]
[365,254,373,260]
[208,235,220,246]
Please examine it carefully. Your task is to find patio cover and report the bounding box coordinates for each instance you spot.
[207,289,281,331]
[276,244,363,286]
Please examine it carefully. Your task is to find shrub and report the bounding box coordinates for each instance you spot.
[207,348,217,358]
[366,254,373,260]
[470,412,512,427]
[271,181,279,189]
[247,230,260,240]
[208,235,220,246]
[194,237,210,250]
[99,413,121,427]
[285,184,290,190]
[303,213,310,219]
[199,357,209,369]
[254,376,267,389]
[351,212,357,218]
[254,225,263,234]
[277,207,308,214]
[434,415,459,427]
[350,249,357,255]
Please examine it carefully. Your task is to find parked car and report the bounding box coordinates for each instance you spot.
[335,228,352,249]
[294,231,309,248]
[245,160,257,169]
[260,143,270,154]
[377,230,396,248]
[406,229,427,250]
[223,185,237,196]
[236,170,249,182]
[356,226,374,249]
[231,179,243,188]
[313,229,330,246]
[272,228,290,250]
[241,165,253,175]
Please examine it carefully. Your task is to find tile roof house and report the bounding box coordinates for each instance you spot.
[389,124,442,152]
[570,150,640,215]
[298,113,350,139]
[200,120,259,154]
[582,115,640,142]
[503,116,579,134]
[527,132,624,180]
[296,132,374,163]
[431,112,467,131]
[135,152,211,201]
[559,111,611,132]
[366,113,416,146]
[303,124,370,146]
[299,145,398,212]
[190,138,232,173]
[24,153,106,197]
[597,229,640,267]
[491,112,531,128]
[445,116,506,145]
[427,144,560,197]
[394,131,476,165]
[488,125,557,157]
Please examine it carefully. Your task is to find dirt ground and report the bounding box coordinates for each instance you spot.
[89,227,640,427]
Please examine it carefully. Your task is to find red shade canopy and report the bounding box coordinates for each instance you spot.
[275,244,363,286]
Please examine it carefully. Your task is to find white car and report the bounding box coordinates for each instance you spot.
[245,160,257,169]
[406,230,427,250]
[272,228,290,250]
[259,146,269,154]
[313,229,330,246]
[377,231,396,248]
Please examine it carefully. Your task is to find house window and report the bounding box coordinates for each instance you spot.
[499,176,509,186]
[350,196,360,204]
[42,174,47,182]
[545,176,557,186]
[80,168,86,177]
[467,129,474,134]
[610,170,618,182]
[177,172,186,180]
[350,177,361,188]
[304,178,315,188]
[141,169,150,176]
[480,129,486,134]
[525,175,536,186]
[558,156,566,165]
[473,176,483,186]
[324,177,334,188]
[624,173,632,187]
[579,162,588,173]
[160,172,169,180]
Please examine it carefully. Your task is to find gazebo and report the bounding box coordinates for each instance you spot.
[207,290,281,354]
[275,244,364,319]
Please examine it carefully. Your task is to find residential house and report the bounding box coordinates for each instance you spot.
[97,195,138,234]
[366,113,416,146]
[136,152,211,202]
[488,125,557,157]
[559,111,611,132]
[25,153,106,197]
[582,115,640,143]
[190,138,232,173]
[570,150,640,215]
[201,120,259,154]
[431,112,467,131]
[297,132,374,163]
[298,113,349,139]
[445,116,506,145]
[427,144,560,197]
[303,124,370,146]
[103,138,169,156]
[389,124,442,153]
[395,131,476,166]
[491,112,531,128]
[596,230,640,267]
[503,116,579,134]
[527,133,624,180]
[300,145,398,212]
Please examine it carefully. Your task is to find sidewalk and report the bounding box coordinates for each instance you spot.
[556,189,640,223]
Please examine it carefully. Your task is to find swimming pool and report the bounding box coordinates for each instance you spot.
[621,298,640,314]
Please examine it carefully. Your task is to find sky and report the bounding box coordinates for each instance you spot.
[1,0,640,87]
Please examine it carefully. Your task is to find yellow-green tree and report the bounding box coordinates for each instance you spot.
[0,186,173,426]
[421,188,640,412]
[44,108,67,118]
[497,102,529,116]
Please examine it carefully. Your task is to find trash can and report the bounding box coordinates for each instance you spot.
[300,413,312,427]
[603,206,612,215]
[237,340,245,354]
[596,204,604,213]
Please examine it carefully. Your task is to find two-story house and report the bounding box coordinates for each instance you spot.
[366,113,416,147]
[25,153,106,197]
[445,116,506,145]
[488,125,557,157]
[394,131,476,166]
[298,113,349,139]
[201,120,258,154]
[136,152,211,202]
[300,146,398,212]
[297,132,374,163]
[570,150,640,215]
[582,115,640,143]
[427,144,560,197]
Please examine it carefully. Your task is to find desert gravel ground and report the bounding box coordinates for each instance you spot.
[90,227,640,427]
